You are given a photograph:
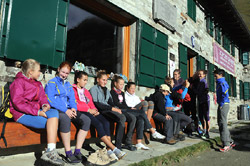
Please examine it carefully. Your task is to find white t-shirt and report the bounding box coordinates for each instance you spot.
[125,91,141,107]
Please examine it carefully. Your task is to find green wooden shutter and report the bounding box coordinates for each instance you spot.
[242,52,249,65]
[0,0,68,67]
[209,63,215,92]
[137,21,168,88]
[179,43,187,80]
[231,44,235,57]
[244,82,250,100]
[215,27,221,44]
[0,0,10,57]
[187,0,196,21]
[240,80,243,99]
[197,55,205,70]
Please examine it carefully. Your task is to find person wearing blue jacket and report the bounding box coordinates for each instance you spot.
[164,77,191,139]
[45,62,91,164]
[214,69,235,152]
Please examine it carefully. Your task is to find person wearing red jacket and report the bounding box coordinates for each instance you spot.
[9,59,64,166]
[73,71,125,161]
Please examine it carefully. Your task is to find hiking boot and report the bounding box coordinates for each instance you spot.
[220,146,231,152]
[152,131,166,140]
[66,154,81,164]
[41,149,65,166]
[165,138,177,145]
[87,151,110,165]
[200,133,206,139]
[174,134,185,141]
[122,144,137,151]
[99,149,117,164]
[136,143,150,150]
[113,148,126,160]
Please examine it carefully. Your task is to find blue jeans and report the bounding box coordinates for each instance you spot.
[17,109,59,129]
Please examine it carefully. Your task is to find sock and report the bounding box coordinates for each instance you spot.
[74,149,81,155]
[47,143,56,151]
[66,150,73,157]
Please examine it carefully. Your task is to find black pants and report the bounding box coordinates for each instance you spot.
[101,110,135,149]
[153,113,174,141]
[122,109,152,140]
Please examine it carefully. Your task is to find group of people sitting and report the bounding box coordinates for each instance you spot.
[9,59,211,166]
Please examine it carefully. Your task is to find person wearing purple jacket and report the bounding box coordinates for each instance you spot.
[195,70,210,139]
[9,59,64,166]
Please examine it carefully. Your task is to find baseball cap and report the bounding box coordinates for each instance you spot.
[160,84,171,93]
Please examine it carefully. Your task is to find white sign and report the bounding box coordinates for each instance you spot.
[169,60,175,78]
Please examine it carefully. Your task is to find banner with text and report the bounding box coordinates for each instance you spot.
[213,42,235,74]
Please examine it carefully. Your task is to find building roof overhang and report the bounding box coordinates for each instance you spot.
[197,0,250,51]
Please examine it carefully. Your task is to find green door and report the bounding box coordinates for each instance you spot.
[0,0,68,68]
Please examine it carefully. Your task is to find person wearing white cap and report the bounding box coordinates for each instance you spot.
[149,84,177,145]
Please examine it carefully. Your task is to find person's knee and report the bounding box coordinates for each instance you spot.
[142,101,148,107]
[47,109,59,119]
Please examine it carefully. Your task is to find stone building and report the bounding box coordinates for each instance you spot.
[1,0,250,127]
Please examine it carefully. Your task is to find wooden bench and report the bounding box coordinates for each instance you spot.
[0,119,157,154]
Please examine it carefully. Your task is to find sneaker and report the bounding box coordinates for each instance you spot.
[136,143,150,150]
[230,141,236,148]
[152,131,166,140]
[200,133,206,139]
[122,144,137,151]
[107,150,119,162]
[219,146,231,152]
[41,149,65,166]
[165,138,177,145]
[66,154,81,164]
[113,148,126,160]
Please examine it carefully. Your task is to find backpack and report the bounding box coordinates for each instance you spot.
[0,82,13,148]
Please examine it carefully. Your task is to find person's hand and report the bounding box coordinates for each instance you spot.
[71,108,77,117]
[42,104,50,112]
[66,109,76,119]
[165,114,172,120]
[112,107,122,114]
[184,80,190,88]
[93,111,100,116]
[89,109,98,115]
[131,107,137,110]
[39,111,47,118]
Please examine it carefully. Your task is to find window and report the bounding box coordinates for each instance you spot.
[206,16,213,37]
[225,72,231,96]
[231,75,236,97]
[223,34,230,53]
[66,3,123,74]
[215,26,221,44]
[187,0,196,21]
[136,21,168,88]
[243,82,250,100]
[242,52,249,66]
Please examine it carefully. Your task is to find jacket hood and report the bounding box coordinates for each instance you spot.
[216,77,228,86]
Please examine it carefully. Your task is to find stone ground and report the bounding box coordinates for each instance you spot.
[0,121,249,166]
[176,122,250,166]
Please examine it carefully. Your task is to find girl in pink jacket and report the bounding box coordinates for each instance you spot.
[9,59,64,166]
[73,71,125,161]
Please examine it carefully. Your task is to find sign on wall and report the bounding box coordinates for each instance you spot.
[213,42,235,74]
[153,0,177,32]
